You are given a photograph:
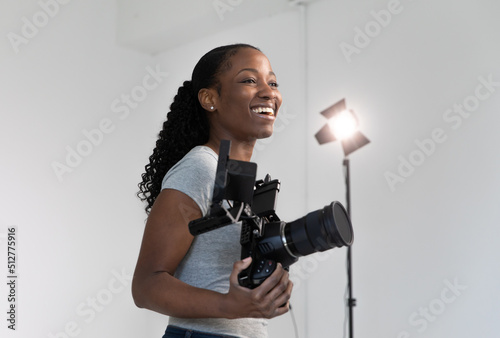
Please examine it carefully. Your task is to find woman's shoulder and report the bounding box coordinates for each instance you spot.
[185,145,218,162]
[161,145,218,215]
[162,146,218,187]
[176,146,218,170]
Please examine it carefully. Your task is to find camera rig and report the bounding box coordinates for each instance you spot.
[189,140,353,288]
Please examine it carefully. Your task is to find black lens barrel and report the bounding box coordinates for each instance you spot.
[284,201,353,257]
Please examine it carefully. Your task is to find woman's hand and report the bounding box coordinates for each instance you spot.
[223,257,293,319]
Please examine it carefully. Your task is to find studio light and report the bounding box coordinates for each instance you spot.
[315,98,370,156]
[314,98,370,338]
[327,110,358,140]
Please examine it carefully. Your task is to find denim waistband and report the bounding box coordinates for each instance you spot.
[162,325,238,338]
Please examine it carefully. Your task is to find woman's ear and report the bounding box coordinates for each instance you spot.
[198,88,218,112]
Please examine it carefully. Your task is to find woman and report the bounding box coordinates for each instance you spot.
[132,44,293,338]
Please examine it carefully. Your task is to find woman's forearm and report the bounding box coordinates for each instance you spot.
[132,271,233,319]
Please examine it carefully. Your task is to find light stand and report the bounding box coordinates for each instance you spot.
[344,157,355,338]
[314,98,369,338]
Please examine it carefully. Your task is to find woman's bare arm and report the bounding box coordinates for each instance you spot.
[131,189,293,319]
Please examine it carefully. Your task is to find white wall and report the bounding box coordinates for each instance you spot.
[0,1,166,337]
[1,1,499,338]
[304,1,500,337]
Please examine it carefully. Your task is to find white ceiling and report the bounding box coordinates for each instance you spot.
[116,0,319,55]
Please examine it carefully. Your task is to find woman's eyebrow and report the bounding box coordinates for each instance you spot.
[237,68,276,77]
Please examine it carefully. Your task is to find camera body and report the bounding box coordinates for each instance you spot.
[188,140,353,288]
[237,176,299,288]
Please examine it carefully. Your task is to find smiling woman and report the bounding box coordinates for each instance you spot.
[132,44,291,338]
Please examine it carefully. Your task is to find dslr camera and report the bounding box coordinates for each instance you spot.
[189,140,354,288]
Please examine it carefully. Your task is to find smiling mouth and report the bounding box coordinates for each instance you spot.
[251,107,275,116]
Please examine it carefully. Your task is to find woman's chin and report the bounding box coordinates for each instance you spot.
[257,131,273,140]
[255,126,274,140]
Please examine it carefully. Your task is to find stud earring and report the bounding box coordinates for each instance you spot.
[210,106,214,110]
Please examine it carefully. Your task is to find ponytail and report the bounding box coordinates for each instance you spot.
[137,80,209,213]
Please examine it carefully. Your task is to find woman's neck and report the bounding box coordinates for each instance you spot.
[204,137,255,161]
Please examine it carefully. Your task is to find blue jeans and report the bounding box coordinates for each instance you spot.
[162,325,238,338]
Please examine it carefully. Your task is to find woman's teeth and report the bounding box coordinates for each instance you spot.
[252,107,274,116]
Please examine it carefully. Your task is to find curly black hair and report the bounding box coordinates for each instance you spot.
[137,43,260,214]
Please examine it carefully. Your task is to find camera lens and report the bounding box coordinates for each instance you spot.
[284,201,353,257]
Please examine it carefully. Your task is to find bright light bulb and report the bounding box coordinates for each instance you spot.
[328,110,358,140]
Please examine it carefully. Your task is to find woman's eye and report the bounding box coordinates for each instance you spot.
[241,78,278,88]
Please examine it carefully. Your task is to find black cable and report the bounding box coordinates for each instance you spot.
[289,303,299,338]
